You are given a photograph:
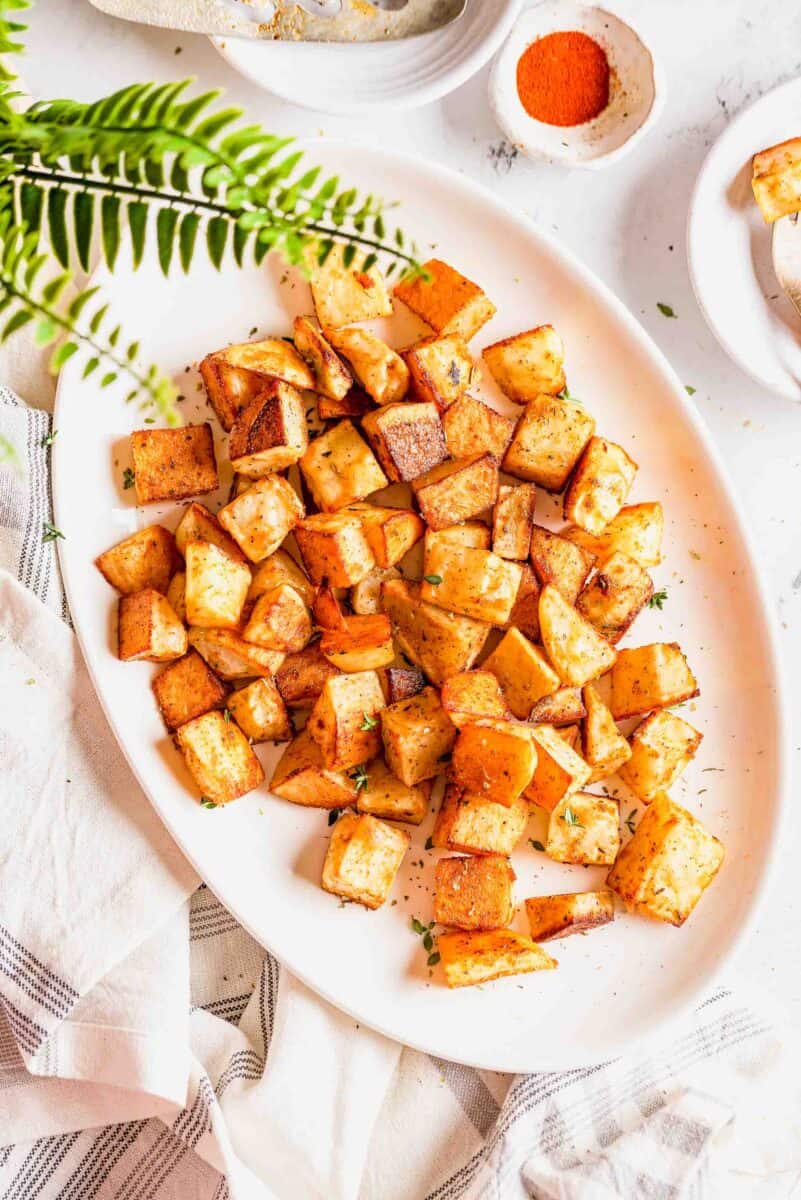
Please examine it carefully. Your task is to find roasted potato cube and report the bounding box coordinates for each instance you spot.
[482,627,560,720]
[529,686,586,726]
[199,355,265,431]
[382,666,427,704]
[204,336,314,392]
[394,259,496,341]
[442,393,516,462]
[576,551,653,644]
[381,686,456,786]
[525,724,591,812]
[175,710,264,804]
[227,677,292,743]
[300,420,388,512]
[351,566,401,615]
[188,628,284,679]
[184,540,251,630]
[563,503,664,568]
[752,137,801,222]
[607,793,724,925]
[557,724,581,752]
[382,578,490,686]
[95,525,179,595]
[152,649,228,730]
[348,504,425,568]
[492,484,536,561]
[440,670,510,729]
[404,334,473,410]
[619,710,703,803]
[295,511,377,586]
[307,670,385,771]
[275,645,340,708]
[433,781,529,856]
[564,437,638,536]
[503,395,595,491]
[243,583,311,652]
[175,502,245,564]
[310,245,392,327]
[361,402,447,482]
[426,523,491,551]
[482,325,565,402]
[323,327,409,406]
[539,585,617,687]
[317,386,373,421]
[452,720,537,807]
[229,381,308,478]
[118,589,187,662]
[610,643,699,719]
[438,929,556,989]
[322,812,409,910]
[248,548,315,609]
[525,890,614,943]
[582,683,631,783]
[413,454,499,531]
[293,315,352,400]
[420,542,522,625]
[320,614,395,671]
[131,424,218,505]
[218,476,304,564]
[505,562,540,640]
[434,855,515,930]
[270,727,357,808]
[356,759,431,826]
[166,571,186,623]
[546,791,619,865]
[530,524,596,604]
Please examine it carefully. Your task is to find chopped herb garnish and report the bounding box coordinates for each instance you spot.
[350,764,370,792]
[657,302,677,318]
[25,677,35,685]
[529,838,545,852]
[423,574,443,586]
[249,326,258,336]
[143,417,156,424]
[122,467,135,489]
[625,810,637,835]
[411,917,432,936]
[199,797,218,809]
[42,521,64,543]
[557,386,582,404]
[685,385,696,395]
[360,712,378,731]
[427,951,440,968]
[41,429,57,447]
[448,361,461,386]
[647,589,668,610]
[425,836,434,850]
[422,930,433,952]
[561,806,583,828]
[223,707,232,723]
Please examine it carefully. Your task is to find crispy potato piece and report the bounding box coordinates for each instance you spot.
[270,727,357,808]
[95,525,179,595]
[118,589,187,662]
[310,245,392,327]
[563,503,664,568]
[361,401,447,482]
[607,793,724,925]
[176,710,264,804]
[275,645,340,708]
[529,686,586,726]
[199,356,265,431]
[243,583,311,652]
[152,649,228,730]
[433,780,529,855]
[218,476,304,564]
[582,683,631,783]
[382,578,490,686]
[610,643,699,719]
[381,685,456,786]
[351,566,401,615]
[320,613,395,672]
[188,628,284,679]
[229,381,308,478]
[347,504,425,568]
[619,710,703,803]
[394,259,496,341]
[564,437,638,536]
[248,548,315,609]
[557,724,581,752]
[442,393,516,462]
[492,484,536,561]
[539,585,617,687]
[356,759,431,825]
[322,812,409,910]
[439,929,556,989]
[206,337,315,392]
[752,137,801,222]
[227,677,292,743]
[307,670,385,771]
[505,562,540,640]
[175,503,245,564]
[525,890,614,943]
[452,720,537,806]
[525,724,591,812]
[300,419,388,512]
[404,334,474,410]
[317,386,374,421]
[413,454,499,531]
[434,855,515,930]
[323,327,409,406]
[295,511,377,586]
[184,540,251,630]
[546,791,619,865]
[166,571,186,623]
[530,524,596,604]
[293,315,353,400]
[421,542,522,625]
[503,396,595,491]
[426,523,491,551]
[382,666,426,706]
[440,670,510,729]
[483,628,561,720]
[483,325,565,401]
[131,424,218,505]
[576,551,653,644]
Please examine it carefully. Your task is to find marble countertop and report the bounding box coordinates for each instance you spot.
[26,0,801,1025]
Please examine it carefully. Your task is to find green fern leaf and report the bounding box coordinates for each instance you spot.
[179,211,199,271]
[82,356,99,378]
[74,191,93,272]
[41,271,71,306]
[156,207,178,273]
[50,340,78,371]
[47,189,69,267]
[100,371,117,387]
[67,285,99,320]
[34,316,58,346]
[128,201,147,268]
[19,181,42,235]
[2,308,32,338]
[101,195,121,268]
[206,216,227,269]
[89,303,109,335]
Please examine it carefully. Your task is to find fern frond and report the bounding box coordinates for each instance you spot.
[0,0,30,81]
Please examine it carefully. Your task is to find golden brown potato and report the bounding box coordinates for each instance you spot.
[176,710,264,805]
[539,585,617,687]
[350,566,401,615]
[452,719,537,806]
[164,565,185,622]
[306,669,385,771]
[503,395,595,492]
[529,687,586,726]
[525,724,591,812]
[229,381,308,478]
[413,454,499,531]
[347,503,425,568]
[218,476,304,564]
[607,793,724,925]
[184,540,251,630]
[482,627,561,720]
[175,502,246,564]
[441,393,516,462]
[482,325,565,401]
[292,315,353,400]
[433,780,529,856]
[355,759,431,825]
[361,401,447,482]
[426,523,491,551]
[752,136,801,222]
[582,683,631,783]
[243,583,312,652]
[131,424,218,505]
[248,548,315,609]
[310,244,393,328]
[505,562,541,641]
[557,724,581,752]
[381,666,425,705]
[420,542,522,625]
[576,551,653,644]
[118,589,187,662]
[300,419,388,512]
[95,525,179,595]
[270,727,357,808]
[438,929,556,989]
[199,355,264,431]
[563,503,664,568]
[404,333,474,410]
[564,437,638,536]
[619,709,702,803]
[381,578,490,686]
[227,677,292,743]
[529,524,596,605]
[188,628,284,679]
[204,336,315,392]
[275,645,340,708]
[525,890,614,943]
[492,484,537,561]
[322,812,409,910]
[381,685,456,786]
[323,326,409,406]
[295,511,377,587]
[610,643,699,719]
[440,670,510,729]
[393,259,496,341]
[320,613,395,672]
[434,855,515,930]
[546,791,619,865]
[152,649,228,730]
[317,386,374,422]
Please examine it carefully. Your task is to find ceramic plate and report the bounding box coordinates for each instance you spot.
[688,75,801,401]
[53,143,788,1072]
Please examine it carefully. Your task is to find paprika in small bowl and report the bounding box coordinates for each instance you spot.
[489,1,664,168]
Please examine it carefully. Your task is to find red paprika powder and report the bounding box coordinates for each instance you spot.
[516,30,610,127]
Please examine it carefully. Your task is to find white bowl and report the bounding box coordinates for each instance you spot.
[489,1,664,168]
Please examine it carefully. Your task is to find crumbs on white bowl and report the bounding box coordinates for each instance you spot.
[489,1,664,169]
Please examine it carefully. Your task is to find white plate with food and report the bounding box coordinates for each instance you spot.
[688,75,801,401]
[53,143,788,1072]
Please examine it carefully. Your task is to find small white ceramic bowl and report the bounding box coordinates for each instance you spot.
[489,1,664,169]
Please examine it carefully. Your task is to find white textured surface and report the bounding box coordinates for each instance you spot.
[25,0,801,1032]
